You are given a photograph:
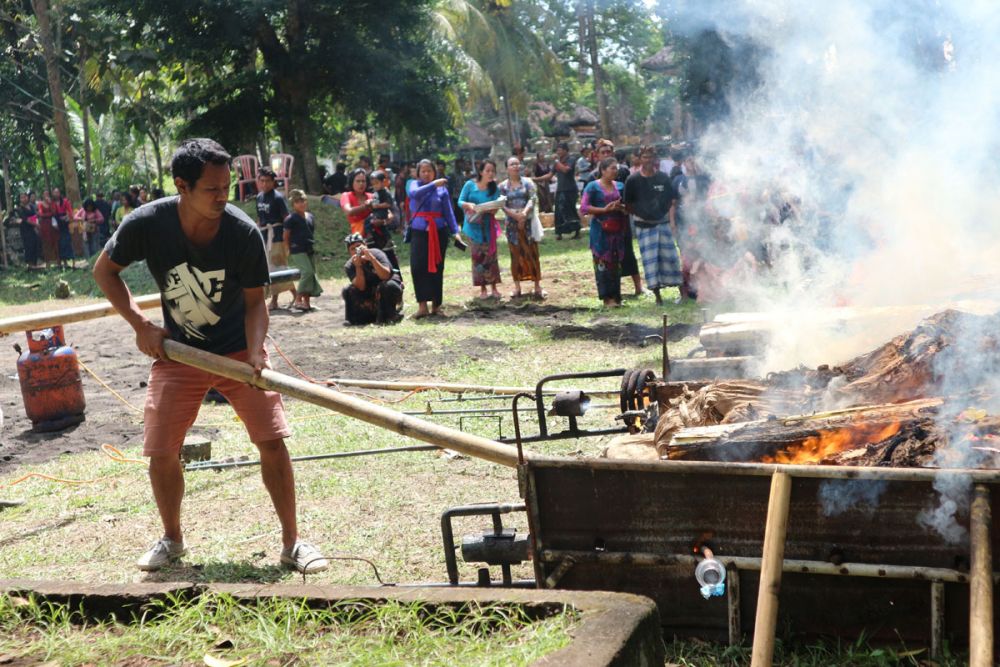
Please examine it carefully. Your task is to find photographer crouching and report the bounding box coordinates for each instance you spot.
[342,232,404,325]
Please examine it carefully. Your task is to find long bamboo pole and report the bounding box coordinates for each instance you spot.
[0,294,162,334]
[751,471,793,667]
[0,270,300,335]
[162,340,523,468]
[969,484,993,667]
[324,378,621,396]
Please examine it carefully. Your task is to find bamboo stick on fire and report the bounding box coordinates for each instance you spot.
[751,471,792,667]
[969,484,993,667]
[162,340,524,468]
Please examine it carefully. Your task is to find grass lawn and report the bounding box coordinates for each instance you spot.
[0,592,577,666]
[0,197,965,665]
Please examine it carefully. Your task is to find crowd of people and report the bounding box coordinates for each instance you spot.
[315,139,708,321]
[7,137,774,322]
[9,185,165,270]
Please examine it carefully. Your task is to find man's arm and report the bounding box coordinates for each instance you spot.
[243,286,270,373]
[363,248,392,281]
[93,251,169,359]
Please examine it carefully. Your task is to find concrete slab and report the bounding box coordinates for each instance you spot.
[0,580,662,667]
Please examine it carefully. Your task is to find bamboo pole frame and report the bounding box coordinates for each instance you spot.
[162,340,523,468]
[969,484,993,667]
[751,471,792,667]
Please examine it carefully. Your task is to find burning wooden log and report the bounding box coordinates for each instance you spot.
[650,310,1000,467]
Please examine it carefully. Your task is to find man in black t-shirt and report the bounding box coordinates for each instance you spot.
[342,233,403,325]
[256,167,295,310]
[624,145,681,305]
[94,138,328,575]
[552,142,580,239]
[323,163,348,195]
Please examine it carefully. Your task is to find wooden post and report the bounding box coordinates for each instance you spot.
[162,340,523,468]
[751,470,793,667]
[727,563,741,646]
[930,581,944,660]
[969,484,993,667]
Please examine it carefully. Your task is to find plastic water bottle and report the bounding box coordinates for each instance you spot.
[695,558,726,599]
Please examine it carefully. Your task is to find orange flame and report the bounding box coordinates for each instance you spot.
[762,421,902,465]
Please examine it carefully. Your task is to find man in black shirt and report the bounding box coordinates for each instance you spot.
[552,142,580,239]
[342,233,403,325]
[255,167,295,310]
[94,138,328,575]
[323,162,348,195]
[624,145,681,305]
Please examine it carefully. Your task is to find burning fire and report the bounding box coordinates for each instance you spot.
[762,421,902,465]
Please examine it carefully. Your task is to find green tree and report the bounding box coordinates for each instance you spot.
[109,0,453,193]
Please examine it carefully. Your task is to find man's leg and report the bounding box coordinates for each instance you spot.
[148,454,185,542]
[256,438,298,548]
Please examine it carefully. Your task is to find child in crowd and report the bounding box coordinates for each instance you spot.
[283,189,323,312]
[74,198,106,258]
[364,170,401,271]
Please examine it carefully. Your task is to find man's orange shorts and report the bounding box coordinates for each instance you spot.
[142,349,291,457]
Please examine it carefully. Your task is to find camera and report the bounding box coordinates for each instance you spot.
[355,246,364,257]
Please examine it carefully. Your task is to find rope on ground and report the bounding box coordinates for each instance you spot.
[0,443,147,490]
[76,355,238,428]
[265,334,441,406]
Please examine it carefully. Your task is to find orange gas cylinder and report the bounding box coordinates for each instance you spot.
[16,326,86,432]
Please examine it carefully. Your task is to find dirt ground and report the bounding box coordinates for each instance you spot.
[0,290,690,474]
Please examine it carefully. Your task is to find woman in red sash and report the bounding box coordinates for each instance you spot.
[406,159,463,318]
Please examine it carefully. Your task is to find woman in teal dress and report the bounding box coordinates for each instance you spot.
[580,157,627,306]
[458,159,502,299]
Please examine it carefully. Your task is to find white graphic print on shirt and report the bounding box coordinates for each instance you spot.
[163,263,226,341]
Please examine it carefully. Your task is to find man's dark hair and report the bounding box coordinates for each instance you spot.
[335,162,346,172]
[556,142,569,152]
[258,167,277,180]
[96,191,105,198]
[370,170,386,182]
[358,155,371,166]
[171,138,232,188]
[378,154,389,163]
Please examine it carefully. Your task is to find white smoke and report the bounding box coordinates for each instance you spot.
[664,0,1000,372]
[664,0,1000,539]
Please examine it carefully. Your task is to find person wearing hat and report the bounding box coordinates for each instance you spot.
[283,189,323,312]
[342,232,403,325]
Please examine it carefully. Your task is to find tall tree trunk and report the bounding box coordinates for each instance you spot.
[575,2,588,84]
[33,123,51,192]
[32,0,81,205]
[79,46,93,196]
[500,85,515,150]
[583,0,612,140]
[257,133,268,166]
[147,129,164,188]
[1,155,9,267]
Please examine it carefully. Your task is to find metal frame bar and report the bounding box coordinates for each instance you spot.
[440,503,526,586]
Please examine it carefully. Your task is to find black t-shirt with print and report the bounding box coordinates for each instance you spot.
[256,189,289,242]
[624,170,676,222]
[105,197,270,355]
[284,211,315,255]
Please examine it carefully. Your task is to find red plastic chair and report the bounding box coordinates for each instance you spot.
[233,155,260,201]
[269,153,294,193]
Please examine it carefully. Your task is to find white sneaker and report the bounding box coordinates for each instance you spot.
[280,540,329,574]
[136,537,187,571]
